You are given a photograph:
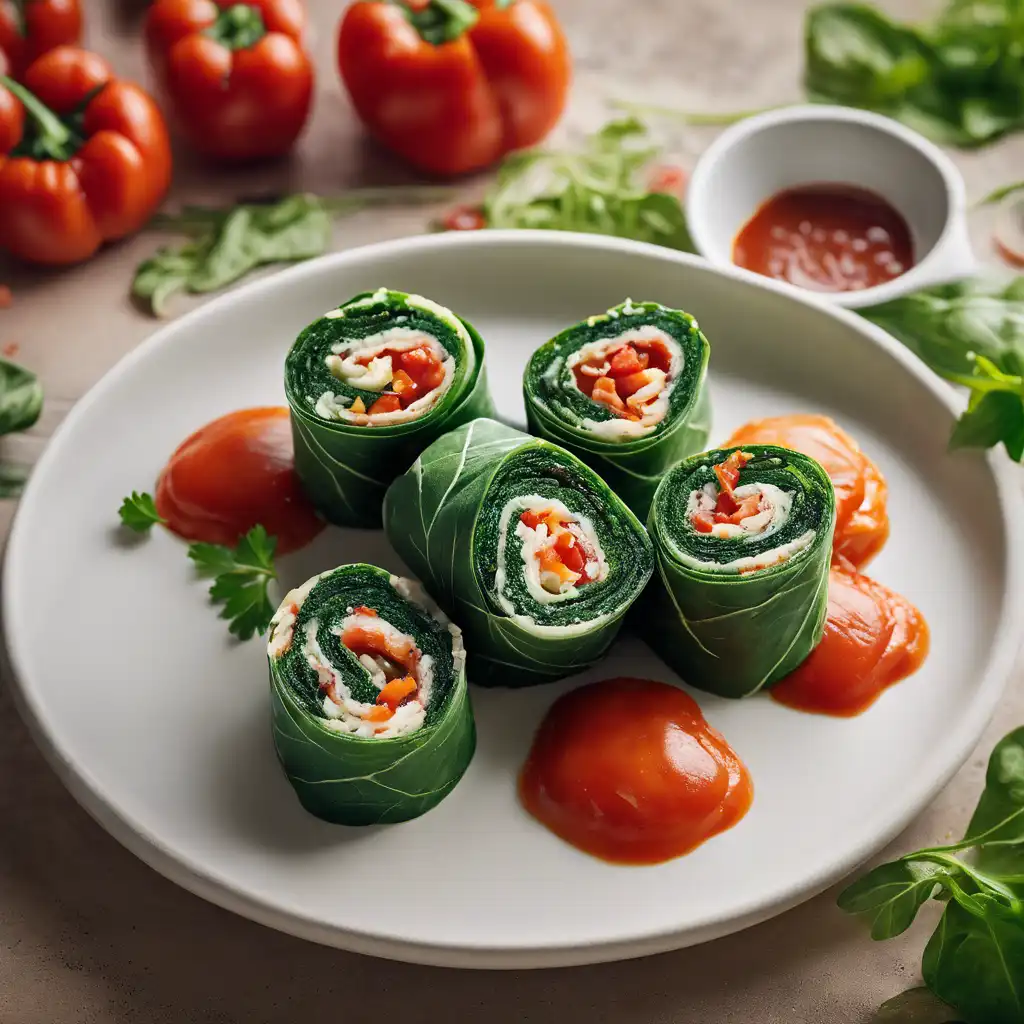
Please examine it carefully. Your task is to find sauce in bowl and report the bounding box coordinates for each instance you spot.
[733,184,914,293]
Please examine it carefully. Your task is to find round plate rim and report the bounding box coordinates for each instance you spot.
[5,229,1023,969]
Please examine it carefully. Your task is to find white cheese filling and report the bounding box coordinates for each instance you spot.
[312,327,455,426]
[564,328,683,441]
[267,574,465,740]
[494,495,609,623]
[681,481,814,573]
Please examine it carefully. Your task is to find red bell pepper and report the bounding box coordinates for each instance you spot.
[0,46,172,265]
[337,0,570,177]
[145,0,313,163]
[0,0,81,80]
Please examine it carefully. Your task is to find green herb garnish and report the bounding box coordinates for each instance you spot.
[132,187,454,318]
[861,277,1024,460]
[118,491,166,532]
[805,0,1024,148]
[480,117,694,250]
[0,356,42,498]
[188,525,278,641]
[840,727,1024,1024]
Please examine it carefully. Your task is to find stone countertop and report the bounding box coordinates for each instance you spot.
[1,1,1021,1021]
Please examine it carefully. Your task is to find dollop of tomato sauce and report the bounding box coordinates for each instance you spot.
[571,338,672,421]
[771,565,929,717]
[155,407,324,555]
[726,414,889,569]
[732,184,914,293]
[519,678,753,864]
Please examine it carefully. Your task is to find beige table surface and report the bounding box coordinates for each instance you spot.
[2,1,1023,1021]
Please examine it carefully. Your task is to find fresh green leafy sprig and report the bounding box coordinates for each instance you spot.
[479,118,694,251]
[118,490,166,532]
[805,0,1024,148]
[839,727,1024,1024]
[861,277,1024,461]
[133,187,455,318]
[188,525,278,641]
[0,356,43,498]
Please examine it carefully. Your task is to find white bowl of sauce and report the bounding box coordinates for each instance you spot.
[685,105,976,308]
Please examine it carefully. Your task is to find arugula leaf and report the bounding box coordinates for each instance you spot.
[480,118,694,251]
[132,188,456,318]
[861,277,1024,460]
[840,728,1024,1024]
[0,357,42,436]
[188,525,277,640]
[805,1,1024,147]
[118,491,166,533]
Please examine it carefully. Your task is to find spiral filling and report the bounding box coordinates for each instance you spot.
[314,328,455,425]
[566,328,683,439]
[495,495,609,612]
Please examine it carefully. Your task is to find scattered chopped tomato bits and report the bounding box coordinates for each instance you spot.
[441,205,487,232]
[520,508,597,589]
[573,338,673,420]
[369,393,402,415]
[2,342,19,359]
[0,285,12,310]
[647,163,688,196]
[714,450,752,496]
[692,452,761,533]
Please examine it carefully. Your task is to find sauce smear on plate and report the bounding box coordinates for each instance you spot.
[732,184,914,293]
[772,564,929,717]
[727,414,889,569]
[156,407,324,554]
[519,678,752,864]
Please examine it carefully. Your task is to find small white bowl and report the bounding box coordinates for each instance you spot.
[685,105,976,308]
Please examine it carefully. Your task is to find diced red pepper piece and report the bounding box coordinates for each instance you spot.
[714,450,752,496]
[368,393,402,414]
[692,511,715,534]
[608,345,644,377]
[377,675,418,710]
[352,606,378,617]
[364,705,394,722]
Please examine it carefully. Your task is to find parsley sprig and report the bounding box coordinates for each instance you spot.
[118,491,166,532]
[188,526,278,641]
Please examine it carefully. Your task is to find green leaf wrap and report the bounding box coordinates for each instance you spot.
[523,300,711,520]
[285,288,495,527]
[641,445,836,698]
[268,564,475,825]
[383,418,654,688]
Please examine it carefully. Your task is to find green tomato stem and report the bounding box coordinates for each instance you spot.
[394,0,479,46]
[0,75,76,160]
[205,3,267,50]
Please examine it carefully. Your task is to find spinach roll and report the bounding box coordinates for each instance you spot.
[268,564,475,824]
[285,288,494,527]
[523,299,711,519]
[383,418,654,688]
[642,445,836,698]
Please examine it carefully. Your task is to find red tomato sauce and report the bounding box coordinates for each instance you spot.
[155,407,324,555]
[771,565,929,717]
[519,678,753,864]
[732,184,914,293]
[726,414,889,570]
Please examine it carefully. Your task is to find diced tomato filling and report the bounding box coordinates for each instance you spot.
[355,343,446,413]
[519,509,597,591]
[332,609,422,720]
[572,339,673,421]
[691,451,761,533]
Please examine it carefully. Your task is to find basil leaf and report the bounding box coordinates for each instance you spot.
[949,390,1024,460]
[132,242,206,318]
[838,860,947,939]
[0,358,42,436]
[870,987,964,1023]
[923,897,1024,1024]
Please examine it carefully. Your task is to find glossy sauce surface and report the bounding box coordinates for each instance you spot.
[771,566,930,717]
[519,678,753,864]
[732,184,914,293]
[726,414,889,569]
[155,407,324,554]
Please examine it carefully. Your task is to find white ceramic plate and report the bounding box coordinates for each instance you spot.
[5,232,1022,969]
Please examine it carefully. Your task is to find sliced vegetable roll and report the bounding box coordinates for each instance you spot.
[268,564,475,825]
[285,288,495,527]
[383,418,654,687]
[523,299,711,519]
[642,445,836,699]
